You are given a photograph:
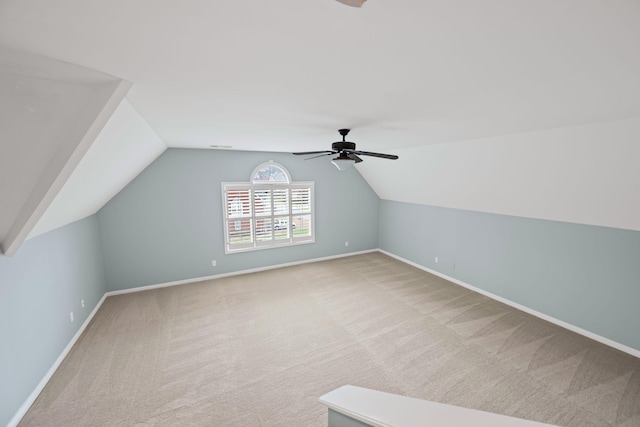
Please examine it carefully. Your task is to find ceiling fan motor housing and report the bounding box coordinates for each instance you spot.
[332,141,356,151]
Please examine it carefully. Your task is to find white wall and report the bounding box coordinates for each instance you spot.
[358,118,640,231]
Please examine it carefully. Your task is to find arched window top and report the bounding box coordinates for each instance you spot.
[251,161,291,184]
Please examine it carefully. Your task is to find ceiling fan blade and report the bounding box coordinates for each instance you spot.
[347,153,363,163]
[354,151,399,160]
[305,152,335,160]
[293,130,398,165]
[292,150,334,155]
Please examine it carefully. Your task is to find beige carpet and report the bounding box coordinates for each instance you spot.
[20,252,640,426]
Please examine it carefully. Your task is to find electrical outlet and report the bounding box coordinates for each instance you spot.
[211,260,217,267]
[69,312,74,322]
[345,241,349,247]
[81,299,85,308]
[435,256,439,263]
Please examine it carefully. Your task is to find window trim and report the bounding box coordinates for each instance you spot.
[222,162,315,254]
[250,162,292,183]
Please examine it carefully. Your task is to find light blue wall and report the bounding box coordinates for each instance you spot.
[97,148,380,291]
[379,200,640,352]
[0,215,106,427]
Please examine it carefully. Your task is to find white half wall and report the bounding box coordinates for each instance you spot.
[358,118,640,231]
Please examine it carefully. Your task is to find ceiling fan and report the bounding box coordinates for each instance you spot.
[293,129,398,170]
[335,0,367,7]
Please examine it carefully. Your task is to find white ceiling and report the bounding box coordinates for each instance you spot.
[27,99,166,239]
[1,0,640,253]
[2,0,639,153]
[0,46,130,254]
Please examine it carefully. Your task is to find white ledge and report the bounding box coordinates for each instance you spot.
[319,385,556,427]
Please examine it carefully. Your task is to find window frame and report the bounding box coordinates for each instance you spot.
[222,162,315,254]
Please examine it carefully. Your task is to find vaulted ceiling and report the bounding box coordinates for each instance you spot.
[1,0,639,254]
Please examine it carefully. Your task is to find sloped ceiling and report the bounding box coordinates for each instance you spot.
[27,99,166,239]
[1,0,639,251]
[0,47,130,255]
[356,117,640,231]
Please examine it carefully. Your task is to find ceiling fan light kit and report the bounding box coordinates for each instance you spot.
[293,129,398,171]
[335,0,367,7]
[332,154,356,170]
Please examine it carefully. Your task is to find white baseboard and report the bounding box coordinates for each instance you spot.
[12,247,636,427]
[7,293,107,427]
[106,249,378,297]
[9,250,378,426]
[378,249,640,359]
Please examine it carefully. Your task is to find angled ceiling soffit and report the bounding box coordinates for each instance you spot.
[0,47,132,256]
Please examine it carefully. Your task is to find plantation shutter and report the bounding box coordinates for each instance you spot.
[292,185,312,240]
[224,186,253,250]
[222,163,314,253]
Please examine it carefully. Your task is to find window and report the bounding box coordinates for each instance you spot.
[222,162,314,253]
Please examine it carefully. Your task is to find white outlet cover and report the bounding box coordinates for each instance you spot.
[69,312,74,322]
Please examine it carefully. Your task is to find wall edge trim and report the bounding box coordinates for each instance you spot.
[105,249,378,296]
[378,249,640,359]
[7,293,108,427]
